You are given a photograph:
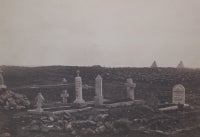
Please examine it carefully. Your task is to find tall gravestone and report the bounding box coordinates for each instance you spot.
[94,75,103,107]
[35,92,45,113]
[125,78,136,100]
[0,68,7,90]
[74,70,85,104]
[172,84,185,104]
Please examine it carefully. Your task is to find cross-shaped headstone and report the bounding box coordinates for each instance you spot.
[61,90,69,104]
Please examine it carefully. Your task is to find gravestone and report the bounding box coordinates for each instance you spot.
[35,92,45,112]
[61,90,69,104]
[94,75,103,107]
[0,68,7,90]
[172,84,185,104]
[74,70,85,104]
[125,78,136,100]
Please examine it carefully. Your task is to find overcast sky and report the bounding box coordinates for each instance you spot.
[0,0,200,68]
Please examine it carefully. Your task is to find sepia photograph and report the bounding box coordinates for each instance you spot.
[0,0,200,137]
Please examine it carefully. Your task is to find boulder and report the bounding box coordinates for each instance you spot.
[29,124,40,131]
[95,125,106,134]
[0,133,11,137]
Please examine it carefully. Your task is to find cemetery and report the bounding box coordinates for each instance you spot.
[0,65,200,137]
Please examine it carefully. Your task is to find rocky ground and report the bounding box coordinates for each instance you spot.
[0,89,30,110]
[0,66,200,137]
[0,103,199,137]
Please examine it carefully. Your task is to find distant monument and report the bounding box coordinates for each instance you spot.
[35,92,45,112]
[74,70,85,104]
[172,84,185,104]
[177,61,184,69]
[125,78,136,100]
[61,90,69,104]
[0,68,7,90]
[151,61,158,68]
[94,75,103,107]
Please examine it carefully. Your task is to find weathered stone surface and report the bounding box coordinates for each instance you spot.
[0,90,30,110]
[35,92,45,112]
[95,75,104,107]
[95,125,106,134]
[60,90,69,104]
[74,70,85,104]
[29,124,40,131]
[0,132,11,137]
[172,84,185,104]
[0,68,7,90]
[125,78,136,100]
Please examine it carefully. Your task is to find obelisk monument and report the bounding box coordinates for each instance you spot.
[74,70,85,104]
[0,68,7,90]
[94,75,103,107]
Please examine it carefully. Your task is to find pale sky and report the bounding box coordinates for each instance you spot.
[0,0,200,67]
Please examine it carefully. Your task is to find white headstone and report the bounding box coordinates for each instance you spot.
[172,84,185,104]
[74,70,85,104]
[0,68,7,89]
[35,92,45,112]
[94,75,103,106]
[125,78,136,100]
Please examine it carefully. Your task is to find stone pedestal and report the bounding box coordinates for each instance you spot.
[94,75,103,107]
[125,78,136,100]
[74,71,85,104]
[94,96,103,107]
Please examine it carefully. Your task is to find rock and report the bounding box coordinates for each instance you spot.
[40,125,50,132]
[0,90,30,110]
[0,98,4,104]
[71,120,96,128]
[65,123,73,132]
[14,93,24,99]
[95,125,106,134]
[54,125,62,131]
[104,121,114,130]
[31,120,38,125]
[16,105,25,110]
[80,128,96,135]
[29,124,40,131]
[49,116,54,122]
[7,98,17,107]
[97,121,103,127]
[86,128,96,135]
[71,130,76,135]
[0,132,11,137]
[96,114,109,121]
[113,119,132,131]
[63,112,71,120]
